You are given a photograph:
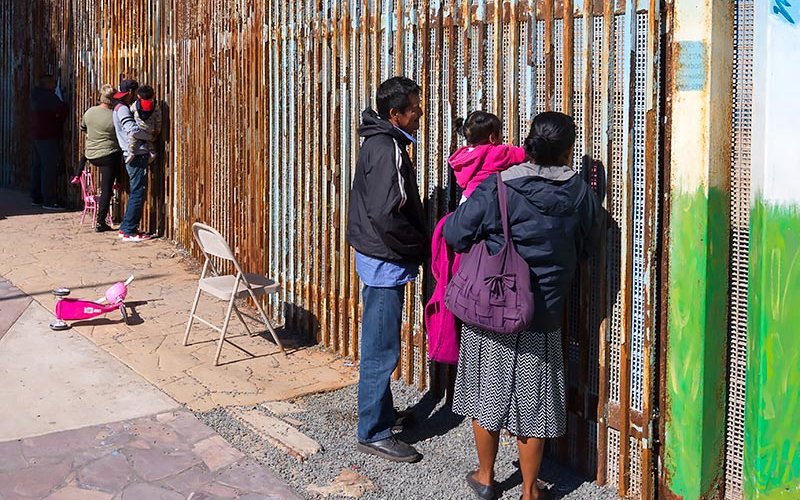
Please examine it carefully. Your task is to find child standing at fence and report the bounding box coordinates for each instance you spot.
[449,111,527,202]
[425,111,527,365]
[126,85,161,164]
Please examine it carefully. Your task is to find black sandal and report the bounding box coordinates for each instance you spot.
[466,471,496,500]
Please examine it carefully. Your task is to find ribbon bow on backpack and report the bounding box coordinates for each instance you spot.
[444,174,535,334]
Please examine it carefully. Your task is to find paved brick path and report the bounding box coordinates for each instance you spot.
[0,410,301,499]
[0,249,303,499]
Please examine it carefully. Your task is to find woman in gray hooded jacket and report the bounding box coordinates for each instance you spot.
[444,112,603,500]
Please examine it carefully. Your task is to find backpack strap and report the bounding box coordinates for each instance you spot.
[496,173,511,242]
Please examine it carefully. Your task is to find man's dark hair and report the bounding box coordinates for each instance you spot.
[376,77,421,120]
[524,112,576,165]
[455,111,502,145]
[137,85,155,100]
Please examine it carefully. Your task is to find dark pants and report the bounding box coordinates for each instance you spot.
[73,155,88,178]
[357,284,405,443]
[31,139,60,204]
[119,155,148,236]
[89,151,123,226]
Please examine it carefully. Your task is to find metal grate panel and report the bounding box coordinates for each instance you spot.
[554,19,564,111]
[441,23,453,208]
[608,428,621,487]
[569,413,579,465]
[725,0,754,497]
[609,14,626,405]
[470,24,481,110]
[518,18,532,130]
[588,419,598,473]
[502,21,513,140]
[381,0,393,83]
[573,17,585,171]
[630,12,649,414]
[404,0,416,80]
[629,437,643,497]
[484,23,495,112]
[455,25,467,123]
[591,16,604,160]
[535,20,546,114]
[588,15,605,396]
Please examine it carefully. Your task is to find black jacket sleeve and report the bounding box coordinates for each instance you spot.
[443,178,500,253]
[363,138,428,259]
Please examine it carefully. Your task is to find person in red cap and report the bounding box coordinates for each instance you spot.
[112,78,151,242]
[126,85,161,164]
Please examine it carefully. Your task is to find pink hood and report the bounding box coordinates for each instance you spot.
[448,144,527,198]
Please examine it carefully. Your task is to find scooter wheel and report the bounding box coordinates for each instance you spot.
[52,288,71,297]
[49,320,70,331]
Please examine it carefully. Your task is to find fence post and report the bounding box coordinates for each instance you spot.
[661,0,733,497]
[743,2,800,498]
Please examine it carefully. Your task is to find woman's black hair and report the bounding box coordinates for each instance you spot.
[376,76,422,119]
[454,111,502,145]
[524,112,576,165]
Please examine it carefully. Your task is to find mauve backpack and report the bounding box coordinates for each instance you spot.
[444,174,535,334]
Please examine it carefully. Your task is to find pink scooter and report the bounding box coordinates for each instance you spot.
[50,276,134,331]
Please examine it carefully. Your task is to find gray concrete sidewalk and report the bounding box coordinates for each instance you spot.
[0,279,301,499]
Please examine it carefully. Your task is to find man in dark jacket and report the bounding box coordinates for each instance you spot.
[30,74,68,209]
[346,77,428,463]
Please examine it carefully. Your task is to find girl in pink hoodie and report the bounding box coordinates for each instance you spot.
[426,112,526,364]
[449,111,527,201]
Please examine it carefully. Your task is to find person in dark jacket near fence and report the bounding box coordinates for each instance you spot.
[30,74,68,210]
[346,77,428,463]
[443,112,603,500]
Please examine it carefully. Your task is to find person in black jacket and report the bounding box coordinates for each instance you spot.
[346,77,428,463]
[30,74,68,210]
[444,112,603,500]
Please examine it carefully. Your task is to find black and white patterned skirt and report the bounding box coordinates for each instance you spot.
[452,324,567,438]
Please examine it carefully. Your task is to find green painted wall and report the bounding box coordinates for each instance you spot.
[664,188,730,498]
[745,200,800,499]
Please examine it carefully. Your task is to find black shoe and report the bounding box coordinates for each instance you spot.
[466,471,496,500]
[31,200,42,206]
[392,408,416,433]
[42,203,64,211]
[357,436,422,463]
[95,223,113,233]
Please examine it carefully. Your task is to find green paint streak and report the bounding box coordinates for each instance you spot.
[664,188,729,498]
[745,201,800,499]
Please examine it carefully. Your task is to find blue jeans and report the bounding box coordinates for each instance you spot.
[357,284,405,443]
[120,155,149,236]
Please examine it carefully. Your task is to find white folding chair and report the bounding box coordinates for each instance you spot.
[183,222,285,365]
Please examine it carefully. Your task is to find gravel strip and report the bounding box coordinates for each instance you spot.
[195,381,617,499]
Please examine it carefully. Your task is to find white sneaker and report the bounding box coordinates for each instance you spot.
[122,233,151,242]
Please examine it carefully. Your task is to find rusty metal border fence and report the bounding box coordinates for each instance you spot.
[1,0,664,493]
[724,0,754,497]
